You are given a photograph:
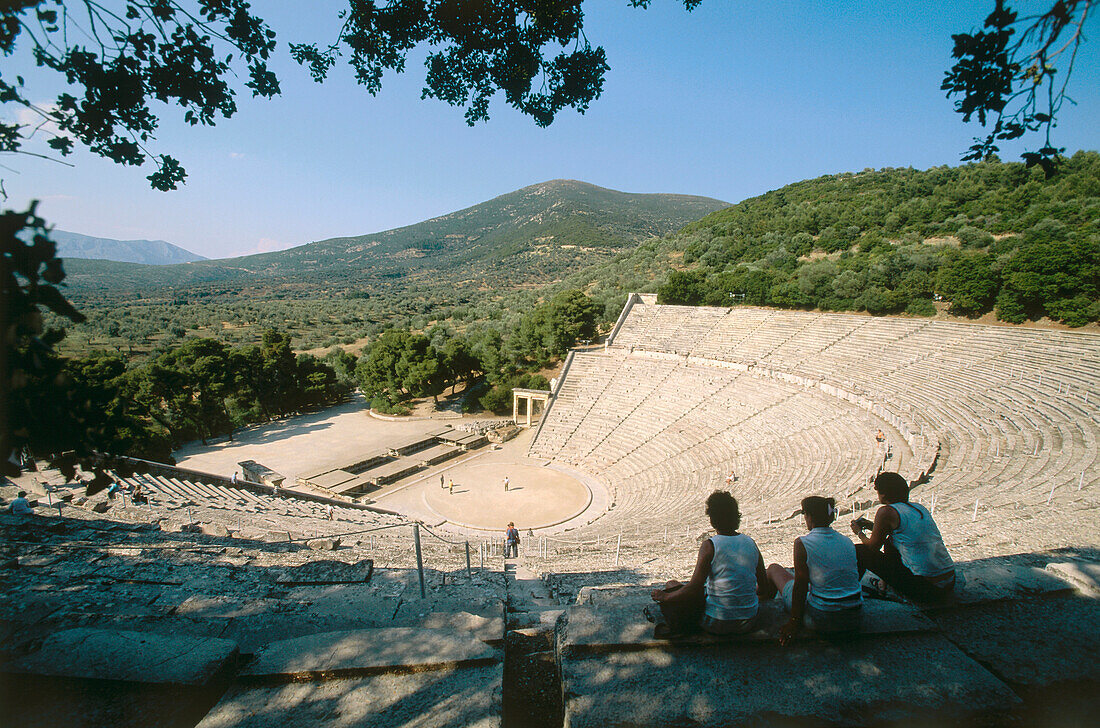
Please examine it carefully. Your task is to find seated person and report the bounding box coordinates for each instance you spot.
[851,471,956,602]
[649,491,773,638]
[9,491,33,516]
[768,496,862,645]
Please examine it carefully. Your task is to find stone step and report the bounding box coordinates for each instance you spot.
[199,665,502,728]
[929,590,1100,693]
[560,630,1019,727]
[0,627,238,686]
[240,627,499,682]
[198,627,503,728]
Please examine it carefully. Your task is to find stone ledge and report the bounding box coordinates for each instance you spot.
[0,627,239,686]
[240,627,500,683]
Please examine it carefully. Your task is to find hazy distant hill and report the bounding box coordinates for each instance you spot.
[51,230,206,265]
[64,180,729,292]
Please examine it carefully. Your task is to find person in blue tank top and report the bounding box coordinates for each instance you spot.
[648,491,773,639]
[851,471,957,602]
[767,496,863,645]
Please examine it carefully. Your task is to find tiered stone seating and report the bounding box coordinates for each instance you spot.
[534,301,1100,550]
[532,350,898,538]
[105,469,409,545]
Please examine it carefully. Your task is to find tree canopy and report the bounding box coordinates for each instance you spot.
[1,0,702,189]
[943,0,1095,173]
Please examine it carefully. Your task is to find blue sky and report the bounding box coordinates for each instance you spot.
[5,1,1099,259]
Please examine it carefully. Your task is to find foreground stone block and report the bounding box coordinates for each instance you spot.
[0,627,238,686]
[561,632,1018,727]
[1046,561,1100,596]
[947,561,1075,606]
[399,611,505,646]
[198,663,501,728]
[241,627,498,682]
[930,591,1100,690]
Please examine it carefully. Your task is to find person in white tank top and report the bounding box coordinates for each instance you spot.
[767,495,862,645]
[649,491,774,638]
[851,472,957,602]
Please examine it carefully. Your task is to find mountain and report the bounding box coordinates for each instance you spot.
[50,230,206,265]
[63,180,729,293]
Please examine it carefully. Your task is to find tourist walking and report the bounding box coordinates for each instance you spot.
[504,475,510,492]
[448,478,454,495]
[505,522,520,558]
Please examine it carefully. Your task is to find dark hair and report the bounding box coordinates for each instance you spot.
[801,496,836,527]
[874,472,910,503]
[706,491,741,532]
[18,491,26,497]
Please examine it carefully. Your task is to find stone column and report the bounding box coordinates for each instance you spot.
[513,394,519,425]
[526,396,533,428]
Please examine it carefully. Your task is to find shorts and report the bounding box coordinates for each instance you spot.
[781,581,861,633]
[701,612,758,635]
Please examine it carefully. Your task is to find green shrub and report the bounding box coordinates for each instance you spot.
[370,396,410,416]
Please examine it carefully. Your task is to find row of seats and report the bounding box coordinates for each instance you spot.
[534,303,1099,544]
[531,351,897,535]
[107,470,410,543]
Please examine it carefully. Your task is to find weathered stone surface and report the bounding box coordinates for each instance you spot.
[1046,561,1100,596]
[276,558,373,585]
[947,561,1075,606]
[306,536,340,551]
[90,501,110,513]
[930,591,1100,689]
[198,663,501,728]
[576,584,659,606]
[0,627,238,685]
[561,632,1019,728]
[241,627,499,681]
[399,612,505,646]
[174,595,283,620]
[562,598,934,656]
[200,522,230,537]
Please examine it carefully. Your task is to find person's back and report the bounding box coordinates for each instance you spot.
[890,502,953,579]
[705,533,760,620]
[800,527,862,612]
[11,494,32,516]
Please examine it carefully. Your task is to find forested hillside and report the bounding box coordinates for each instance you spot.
[574,152,1100,327]
[59,180,726,354]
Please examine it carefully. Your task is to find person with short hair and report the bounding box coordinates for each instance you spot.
[768,496,862,645]
[851,471,956,602]
[503,475,510,492]
[10,491,33,516]
[505,522,520,558]
[649,491,773,638]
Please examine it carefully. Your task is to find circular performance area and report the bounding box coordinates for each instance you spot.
[422,461,591,531]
